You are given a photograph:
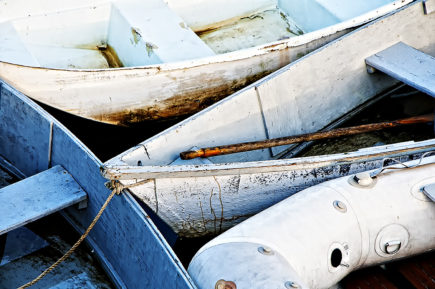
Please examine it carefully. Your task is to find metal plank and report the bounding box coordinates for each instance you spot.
[422,183,435,201]
[0,165,87,235]
[366,42,435,97]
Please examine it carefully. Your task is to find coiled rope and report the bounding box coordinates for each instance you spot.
[17,179,147,289]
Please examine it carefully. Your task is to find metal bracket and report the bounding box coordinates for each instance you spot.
[366,65,377,74]
[104,180,125,195]
[76,199,88,210]
[424,0,435,15]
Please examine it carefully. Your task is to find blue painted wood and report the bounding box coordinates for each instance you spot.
[0,155,25,179]
[0,82,51,176]
[0,165,87,235]
[0,80,196,288]
[366,42,435,97]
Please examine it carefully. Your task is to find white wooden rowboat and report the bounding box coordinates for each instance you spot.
[103,0,435,238]
[188,155,435,289]
[0,0,411,125]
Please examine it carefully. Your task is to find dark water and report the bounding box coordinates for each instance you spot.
[37,101,186,162]
[38,86,435,269]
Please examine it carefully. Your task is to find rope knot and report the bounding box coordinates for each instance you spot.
[112,180,125,195]
[104,180,125,195]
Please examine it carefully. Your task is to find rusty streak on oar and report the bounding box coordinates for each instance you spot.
[180,114,434,160]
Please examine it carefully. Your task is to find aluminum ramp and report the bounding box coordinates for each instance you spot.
[365,42,435,97]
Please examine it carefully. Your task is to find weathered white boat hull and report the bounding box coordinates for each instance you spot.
[0,0,411,125]
[0,36,343,125]
[104,1,435,237]
[105,140,435,237]
[188,156,435,289]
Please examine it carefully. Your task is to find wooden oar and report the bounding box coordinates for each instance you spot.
[180,114,434,160]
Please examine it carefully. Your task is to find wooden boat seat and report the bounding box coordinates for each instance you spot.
[0,165,87,235]
[0,21,40,66]
[110,0,215,65]
[365,42,435,98]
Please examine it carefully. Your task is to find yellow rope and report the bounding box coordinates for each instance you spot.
[17,180,124,289]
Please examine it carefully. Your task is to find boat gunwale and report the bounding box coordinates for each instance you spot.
[102,139,435,179]
[0,0,413,72]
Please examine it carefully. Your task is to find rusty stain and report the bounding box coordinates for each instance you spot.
[215,279,237,289]
[91,69,274,126]
[194,14,246,35]
[213,176,224,233]
[98,45,124,68]
[131,27,142,45]
[197,9,301,54]
[66,29,349,126]
[177,213,254,237]
[28,27,347,126]
[145,42,158,57]
[209,188,218,234]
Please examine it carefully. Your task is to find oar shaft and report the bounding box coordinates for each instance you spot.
[180,114,433,160]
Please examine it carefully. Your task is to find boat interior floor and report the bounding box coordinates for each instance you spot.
[300,87,435,157]
[162,86,435,166]
[0,168,114,289]
[196,7,302,54]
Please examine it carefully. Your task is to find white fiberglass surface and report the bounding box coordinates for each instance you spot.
[170,0,400,52]
[2,0,281,66]
[279,0,397,31]
[0,0,213,68]
[0,4,112,68]
[0,0,402,68]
